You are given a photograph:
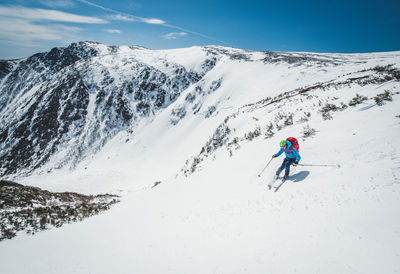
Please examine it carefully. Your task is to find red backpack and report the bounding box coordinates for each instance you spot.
[286,137,299,153]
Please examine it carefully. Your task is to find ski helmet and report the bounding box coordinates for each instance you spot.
[280,140,286,147]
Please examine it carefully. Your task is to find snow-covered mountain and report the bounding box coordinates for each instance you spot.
[3,41,396,179]
[0,41,215,177]
[1,42,400,273]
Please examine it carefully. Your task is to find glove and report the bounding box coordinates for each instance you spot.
[293,162,298,167]
[272,155,276,158]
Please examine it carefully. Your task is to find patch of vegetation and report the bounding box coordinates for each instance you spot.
[319,103,339,120]
[182,123,231,176]
[340,102,348,110]
[273,112,295,130]
[170,106,187,125]
[0,180,119,241]
[303,125,317,138]
[264,123,274,138]
[349,94,368,106]
[283,114,294,126]
[322,112,333,120]
[244,127,261,141]
[374,90,392,105]
[205,106,217,118]
[372,65,400,81]
[228,137,240,148]
[320,103,339,112]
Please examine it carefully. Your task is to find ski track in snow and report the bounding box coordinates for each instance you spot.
[1,43,400,273]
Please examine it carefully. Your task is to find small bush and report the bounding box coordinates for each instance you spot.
[227,137,240,149]
[349,94,368,106]
[245,127,261,141]
[264,123,274,138]
[322,112,333,120]
[170,106,187,125]
[205,106,216,118]
[320,103,340,120]
[189,157,201,174]
[320,103,338,113]
[231,137,239,144]
[284,114,293,126]
[374,91,392,105]
[303,125,316,137]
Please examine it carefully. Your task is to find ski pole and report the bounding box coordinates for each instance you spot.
[298,163,340,168]
[258,158,273,177]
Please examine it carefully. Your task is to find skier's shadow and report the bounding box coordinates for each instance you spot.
[290,171,310,183]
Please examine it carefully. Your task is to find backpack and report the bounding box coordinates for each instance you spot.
[286,137,299,153]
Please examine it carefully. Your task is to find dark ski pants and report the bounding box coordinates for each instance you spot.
[276,158,296,178]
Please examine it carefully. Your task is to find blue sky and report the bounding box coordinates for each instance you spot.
[0,0,399,59]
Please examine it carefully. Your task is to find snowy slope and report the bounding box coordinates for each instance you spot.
[0,43,400,273]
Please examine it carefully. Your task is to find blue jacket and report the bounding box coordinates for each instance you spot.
[275,140,301,162]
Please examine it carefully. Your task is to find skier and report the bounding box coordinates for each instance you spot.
[272,139,301,180]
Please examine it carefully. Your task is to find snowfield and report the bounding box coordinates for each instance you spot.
[0,43,400,273]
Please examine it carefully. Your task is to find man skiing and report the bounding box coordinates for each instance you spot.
[272,139,301,180]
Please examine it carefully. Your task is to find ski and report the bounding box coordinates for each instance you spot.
[273,178,287,192]
[268,176,279,190]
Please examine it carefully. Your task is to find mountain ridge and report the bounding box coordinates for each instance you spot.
[1,41,399,181]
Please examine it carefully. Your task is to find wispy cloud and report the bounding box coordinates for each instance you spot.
[142,18,165,25]
[109,14,165,25]
[105,29,121,34]
[78,0,165,25]
[163,32,187,40]
[77,0,228,45]
[0,5,99,44]
[40,0,75,8]
[76,0,116,13]
[164,23,227,45]
[109,14,135,22]
[0,18,81,42]
[0,6,107,24]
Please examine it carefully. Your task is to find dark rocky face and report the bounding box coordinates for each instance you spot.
[0,42,215,177]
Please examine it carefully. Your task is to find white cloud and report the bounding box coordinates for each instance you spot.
[0,5,106,45]
[76,0,115,13]
[0,6,107,24]
[0,18,81,42]
[105,29,121,34]
[78,0,165,25]
[110,14,165,25]
[142,18,165,25]
[40,0,75,8]
[162,32,188,40]
[109,14,135,22]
